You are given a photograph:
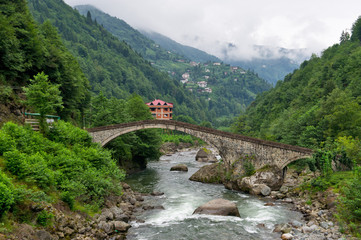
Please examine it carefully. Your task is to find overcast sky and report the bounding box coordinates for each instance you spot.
[63,0,361,60]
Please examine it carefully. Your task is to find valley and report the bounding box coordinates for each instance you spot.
[1,0,361,239]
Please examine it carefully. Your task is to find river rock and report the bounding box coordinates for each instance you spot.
[189,162,224,183]
[291,220,303,228]
[112,221,131,232]
[281,233,293,240]
[151,191,164,196]
[98,221,114,233]
[250,184,271,196]
[35,230,54,240]
[253,171,284,190]
[302,224,318,233]
[193,198,240,217]
[279,185,289,194]
[170,164,188,172]
[195,148,217,163]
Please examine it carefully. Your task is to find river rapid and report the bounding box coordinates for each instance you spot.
[125,149,303,240]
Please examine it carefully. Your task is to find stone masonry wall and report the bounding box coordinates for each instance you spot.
[87,120,313,170]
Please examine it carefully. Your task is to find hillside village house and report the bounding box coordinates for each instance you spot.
[197,81,207,88]
[182,73,190,79]
[146,99,173,120]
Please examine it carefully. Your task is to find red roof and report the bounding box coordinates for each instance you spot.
[146,99,173,106]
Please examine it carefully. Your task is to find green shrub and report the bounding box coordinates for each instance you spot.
[60,191,74,210]
[4,150,29,178]
[36,210,53,227]
[48,121,92,146]
[243,157,256,176]
[0,122,125,208]
[0,86,12,103]
[0,182,14,217]
[0,131,15,154]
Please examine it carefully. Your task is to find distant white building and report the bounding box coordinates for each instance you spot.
[197,81,207,88]
[205,69,210,73]
[213,62,221,66]
[204,88,212,93]
[204,76,209,79]
[180,79,188,84]
[182,73,190,79]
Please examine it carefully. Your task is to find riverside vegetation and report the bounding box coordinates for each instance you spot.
[2,0,361,238]
[231,16,361,237]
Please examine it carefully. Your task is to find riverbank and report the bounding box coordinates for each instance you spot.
[4,182,145,240]
[260,168,354,240]
[185,146,358,239]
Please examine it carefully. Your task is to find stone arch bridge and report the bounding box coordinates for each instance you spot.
[87,120,313,170]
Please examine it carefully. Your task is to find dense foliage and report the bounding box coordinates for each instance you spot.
[233,39,361,149]
[86,93,162,172]
[0,0,89,121]
[0,121,125,217]
[73,5,271,128]
[75,5,192,64]
[23,72,63,133]
[27,0,217,124]
[233,17,361,234]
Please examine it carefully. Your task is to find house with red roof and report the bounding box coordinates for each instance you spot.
[146,99,173,120]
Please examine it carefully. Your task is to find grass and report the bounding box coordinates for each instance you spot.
[301,170,354,193]
[160,132,205,145]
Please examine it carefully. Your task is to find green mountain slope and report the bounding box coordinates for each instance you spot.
[0,0,89,122]
[27,0,212,123]
[71,5,271,127]
[140,30,221,63]
[74,5,182,62]
[233,21,361,149]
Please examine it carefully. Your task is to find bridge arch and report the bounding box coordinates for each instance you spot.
[87,120,313,171]
[89,121,214,148]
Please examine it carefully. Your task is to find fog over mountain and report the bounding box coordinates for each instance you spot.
[64,0,361,62]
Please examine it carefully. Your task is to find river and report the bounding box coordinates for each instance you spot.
[125,149,303,240]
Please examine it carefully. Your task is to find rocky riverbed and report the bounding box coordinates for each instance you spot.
[260,168,353,240]
[187,146,357,240]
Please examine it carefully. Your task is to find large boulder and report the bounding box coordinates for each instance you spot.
[170,164,188,172]
[250,184,271,196]
[237,169,283,193]
[189,163,224,183]
[193,198,240,217]
[195,148,217,163]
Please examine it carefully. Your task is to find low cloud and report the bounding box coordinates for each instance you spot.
[65,0,361,61]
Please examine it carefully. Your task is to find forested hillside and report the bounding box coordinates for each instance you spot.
[233,19,361,150]
[75,5,188,65]
[0,0,89,122]
[27,0,211,123]
[140,30,221,63]
[71,5,271,128]
[232,19,361,234]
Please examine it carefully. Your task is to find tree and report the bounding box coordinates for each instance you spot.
[351,16,361,42]
[340,30,350,43]
[23,72,63,134]
[125,94,152,121]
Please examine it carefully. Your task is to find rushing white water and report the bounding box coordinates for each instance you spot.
[126,150,303,240]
